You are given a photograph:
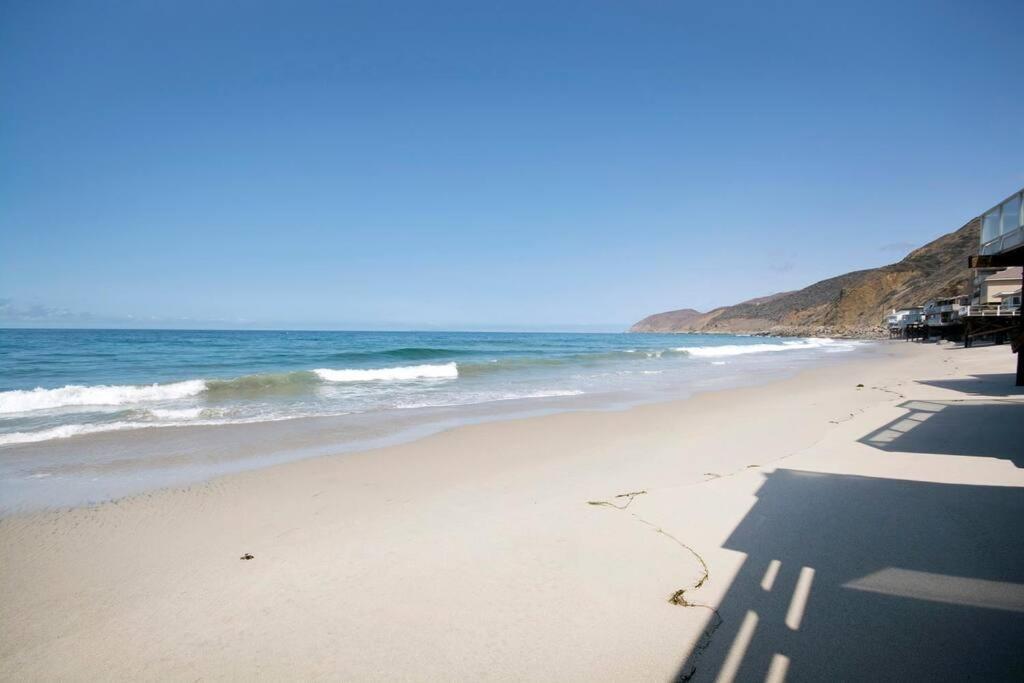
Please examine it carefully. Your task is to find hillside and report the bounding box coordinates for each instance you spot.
[630,218,980,337]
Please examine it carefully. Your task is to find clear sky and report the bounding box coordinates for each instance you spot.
[2,0,1022,330]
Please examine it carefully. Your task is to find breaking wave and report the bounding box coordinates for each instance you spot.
[0,380,206,414]
[678,338,856,358]
[314,363,458,382]
[0,363,462,415]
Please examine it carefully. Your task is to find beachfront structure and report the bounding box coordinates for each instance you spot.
[885,307,923,338]
[885,298,970,343]
[961,267,1022,315]
[896,298,970,343]
[975,189,1024,266]
[967,188,1024,385]
[978,267,1022,307]
[923,296,968,333]
[886,308,923,327]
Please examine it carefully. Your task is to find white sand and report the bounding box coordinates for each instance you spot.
[2,342,1022,681]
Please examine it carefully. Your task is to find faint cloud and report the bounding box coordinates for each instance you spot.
[0,298,97,324]
[768,262,795,273]
[878,241,916,254]
[0,296,261,329]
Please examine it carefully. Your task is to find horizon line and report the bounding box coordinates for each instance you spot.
[0,325,641,335]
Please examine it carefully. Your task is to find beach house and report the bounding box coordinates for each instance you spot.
[976,267,1023,307]
[966,188,1024,384]
[921,296,969,340]
[885,307,924,338]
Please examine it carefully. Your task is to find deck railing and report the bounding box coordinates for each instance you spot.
[959,304,1022,318]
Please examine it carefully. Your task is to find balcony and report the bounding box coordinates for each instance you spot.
[959,304,1021,318]
[975,189,1024,263]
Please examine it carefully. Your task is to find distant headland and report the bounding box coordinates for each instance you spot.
[631,218,980,338]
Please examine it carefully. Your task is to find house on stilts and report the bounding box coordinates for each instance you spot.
[967,187,1024,385]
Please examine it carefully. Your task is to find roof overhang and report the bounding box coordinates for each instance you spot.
[969,246,1024,269]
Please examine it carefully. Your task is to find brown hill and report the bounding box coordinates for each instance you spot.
[630,308,703,332]
[630,218,980,337]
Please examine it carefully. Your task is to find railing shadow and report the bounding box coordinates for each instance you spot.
[916,374,1024,397]
[675,469,1024,681]
[858,399,1024,466]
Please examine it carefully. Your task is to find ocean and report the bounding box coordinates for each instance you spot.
[0,329,868,510]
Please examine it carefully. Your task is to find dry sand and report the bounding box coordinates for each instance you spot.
[1,342,1022,681]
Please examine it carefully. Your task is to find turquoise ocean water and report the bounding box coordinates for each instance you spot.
[0,329,867,509]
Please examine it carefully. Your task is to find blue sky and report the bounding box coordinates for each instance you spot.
[1,0,1022,330]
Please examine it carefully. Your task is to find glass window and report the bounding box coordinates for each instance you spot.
[1000,194,1022,234]
[982,208,1001,243]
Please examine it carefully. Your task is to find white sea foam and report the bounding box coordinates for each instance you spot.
[0,380,207,414]
[0,421,149,445]
[0,411,321,446]
[518,389,584,398]
[393,388,584,410]
[149,407,205,420]
[680,338,856,358]
[314,363,458,382]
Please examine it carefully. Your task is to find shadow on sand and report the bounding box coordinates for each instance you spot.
[678,398,1024,680]
[856,399,1024,467]
[675,469,1024,681]
[916,374,1024,398]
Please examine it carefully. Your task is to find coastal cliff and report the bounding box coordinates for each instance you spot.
[631,218,980,337]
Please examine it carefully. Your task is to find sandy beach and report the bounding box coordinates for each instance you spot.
[1,342,1022,681]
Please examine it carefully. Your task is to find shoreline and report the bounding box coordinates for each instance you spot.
[2,342,1022,680]
[0,340,872,514]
